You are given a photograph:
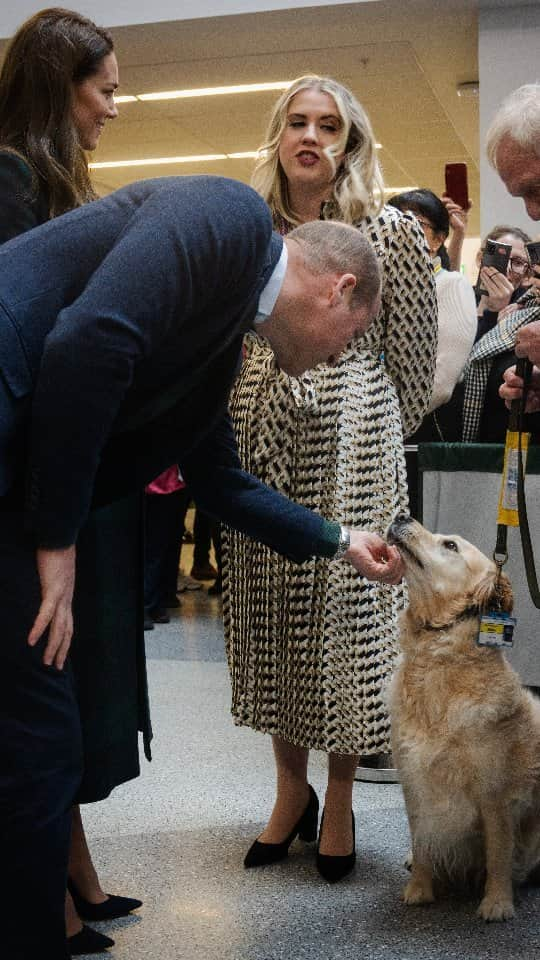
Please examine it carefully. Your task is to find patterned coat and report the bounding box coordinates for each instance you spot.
[224,205,437,754]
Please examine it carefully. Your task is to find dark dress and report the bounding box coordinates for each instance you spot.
[0,150,151,803]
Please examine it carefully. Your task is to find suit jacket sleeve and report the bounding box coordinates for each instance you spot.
[0,152,48,242]
[27,179,273,546]
[179,414,341,563]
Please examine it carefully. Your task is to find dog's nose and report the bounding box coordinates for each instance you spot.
[393,513,412,526]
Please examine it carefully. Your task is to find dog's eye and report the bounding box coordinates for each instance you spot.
[443,540,458,552]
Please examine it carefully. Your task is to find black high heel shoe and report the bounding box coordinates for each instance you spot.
[68,925,115,955]
[68,878,142,921]
[244,784,319,868]
[316,809,356,883]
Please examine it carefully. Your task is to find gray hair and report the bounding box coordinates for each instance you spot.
[288,219,381,311]
[486,83,540,167]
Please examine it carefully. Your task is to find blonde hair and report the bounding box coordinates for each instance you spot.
[486,83,540,168]
[251,75,385,226]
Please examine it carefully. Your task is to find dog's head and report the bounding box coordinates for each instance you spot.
[387,515,513,628]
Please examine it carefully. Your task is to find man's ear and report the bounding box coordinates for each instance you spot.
[331,273,356,305]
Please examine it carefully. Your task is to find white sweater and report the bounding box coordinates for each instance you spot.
[429,268,477,412]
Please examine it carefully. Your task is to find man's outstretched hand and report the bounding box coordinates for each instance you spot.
[28,545,76,670]
[345,530,404,583]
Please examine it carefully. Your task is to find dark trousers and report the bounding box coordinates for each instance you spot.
[0,505,83,959]
[193,508,222,575]
[144,487,190,610]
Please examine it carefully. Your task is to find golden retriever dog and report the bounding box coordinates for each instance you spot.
[386,514,540,922]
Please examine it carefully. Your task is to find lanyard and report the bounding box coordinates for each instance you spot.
[494,357,540,607]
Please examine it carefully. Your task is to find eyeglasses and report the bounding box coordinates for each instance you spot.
[508,257,531,275]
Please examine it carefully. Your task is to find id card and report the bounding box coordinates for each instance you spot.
[477,611,516,649]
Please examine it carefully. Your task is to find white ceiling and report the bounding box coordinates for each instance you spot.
[1,0,486,231]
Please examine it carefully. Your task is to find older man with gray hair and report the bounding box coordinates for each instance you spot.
[489,84,540,404]
[487,82,540,221]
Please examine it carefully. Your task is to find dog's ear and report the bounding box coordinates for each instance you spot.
[473,570,514,614]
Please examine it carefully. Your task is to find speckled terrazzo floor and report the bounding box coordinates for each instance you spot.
[80,588,540,960]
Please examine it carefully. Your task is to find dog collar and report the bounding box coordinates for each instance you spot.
[420,605,481,632]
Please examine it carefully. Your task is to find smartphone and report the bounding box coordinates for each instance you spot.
[444,162,469,210]
[478,238,512,295]
[526,241,540,267]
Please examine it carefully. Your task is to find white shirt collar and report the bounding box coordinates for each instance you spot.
[254,242,288,324]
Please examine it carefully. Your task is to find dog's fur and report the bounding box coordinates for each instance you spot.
[386,516,540,921]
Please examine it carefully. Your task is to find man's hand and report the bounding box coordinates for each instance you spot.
[28,546,76,670]
[344,530,404,584]
[500,364,540,413]
[515,319,540,365]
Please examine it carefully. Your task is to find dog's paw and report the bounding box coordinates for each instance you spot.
[403,850,413,871]
[402,879,435,905]
[477,895,515,922]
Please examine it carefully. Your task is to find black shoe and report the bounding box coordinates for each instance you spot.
[244,784,319,868]
[207,578,222,596]
[316,809,356,883]
[143,613,154,631]
[68,925,115,955]
[68,879,143,921]
[151,606,170,624]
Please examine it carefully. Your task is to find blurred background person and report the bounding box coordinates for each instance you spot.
[0,8,142,956]
[224,75,437,882]
[475,225,533,340]
[388,189,476,514]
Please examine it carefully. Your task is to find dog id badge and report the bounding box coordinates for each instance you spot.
[477,612,516,649]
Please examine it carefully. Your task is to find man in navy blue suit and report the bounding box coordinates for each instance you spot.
[0,175,402,958]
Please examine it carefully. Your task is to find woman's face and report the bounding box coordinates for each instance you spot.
[407,210,446,258]
[72,52,119,151]
[278,87,345,193]
[497,232,531,289]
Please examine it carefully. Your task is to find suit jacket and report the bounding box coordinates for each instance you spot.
[0,175,339,562]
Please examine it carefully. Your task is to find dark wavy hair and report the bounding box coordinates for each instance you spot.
[387,188,450,238]
[0,7,114,217]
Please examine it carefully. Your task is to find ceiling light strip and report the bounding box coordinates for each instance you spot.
[138,81,292,102]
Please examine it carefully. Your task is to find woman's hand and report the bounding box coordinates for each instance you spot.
[479,266,514,313]
[27,545,76,670]
[345,531,404,583]
[441,195,469,235]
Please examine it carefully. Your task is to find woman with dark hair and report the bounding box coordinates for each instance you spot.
[0,6,117,227]
[389,189,477,417]
[0,9,142,957]
[475,224,532,340]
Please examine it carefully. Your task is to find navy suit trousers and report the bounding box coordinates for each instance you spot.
[0,500,83,959]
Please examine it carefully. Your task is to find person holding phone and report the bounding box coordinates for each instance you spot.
[442,162,472,273]
[462,230,540,442]
[475,225,533,340]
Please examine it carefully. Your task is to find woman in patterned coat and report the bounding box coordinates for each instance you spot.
[224,75,437,881]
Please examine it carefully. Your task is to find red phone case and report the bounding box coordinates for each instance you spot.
[445,163,469,210]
